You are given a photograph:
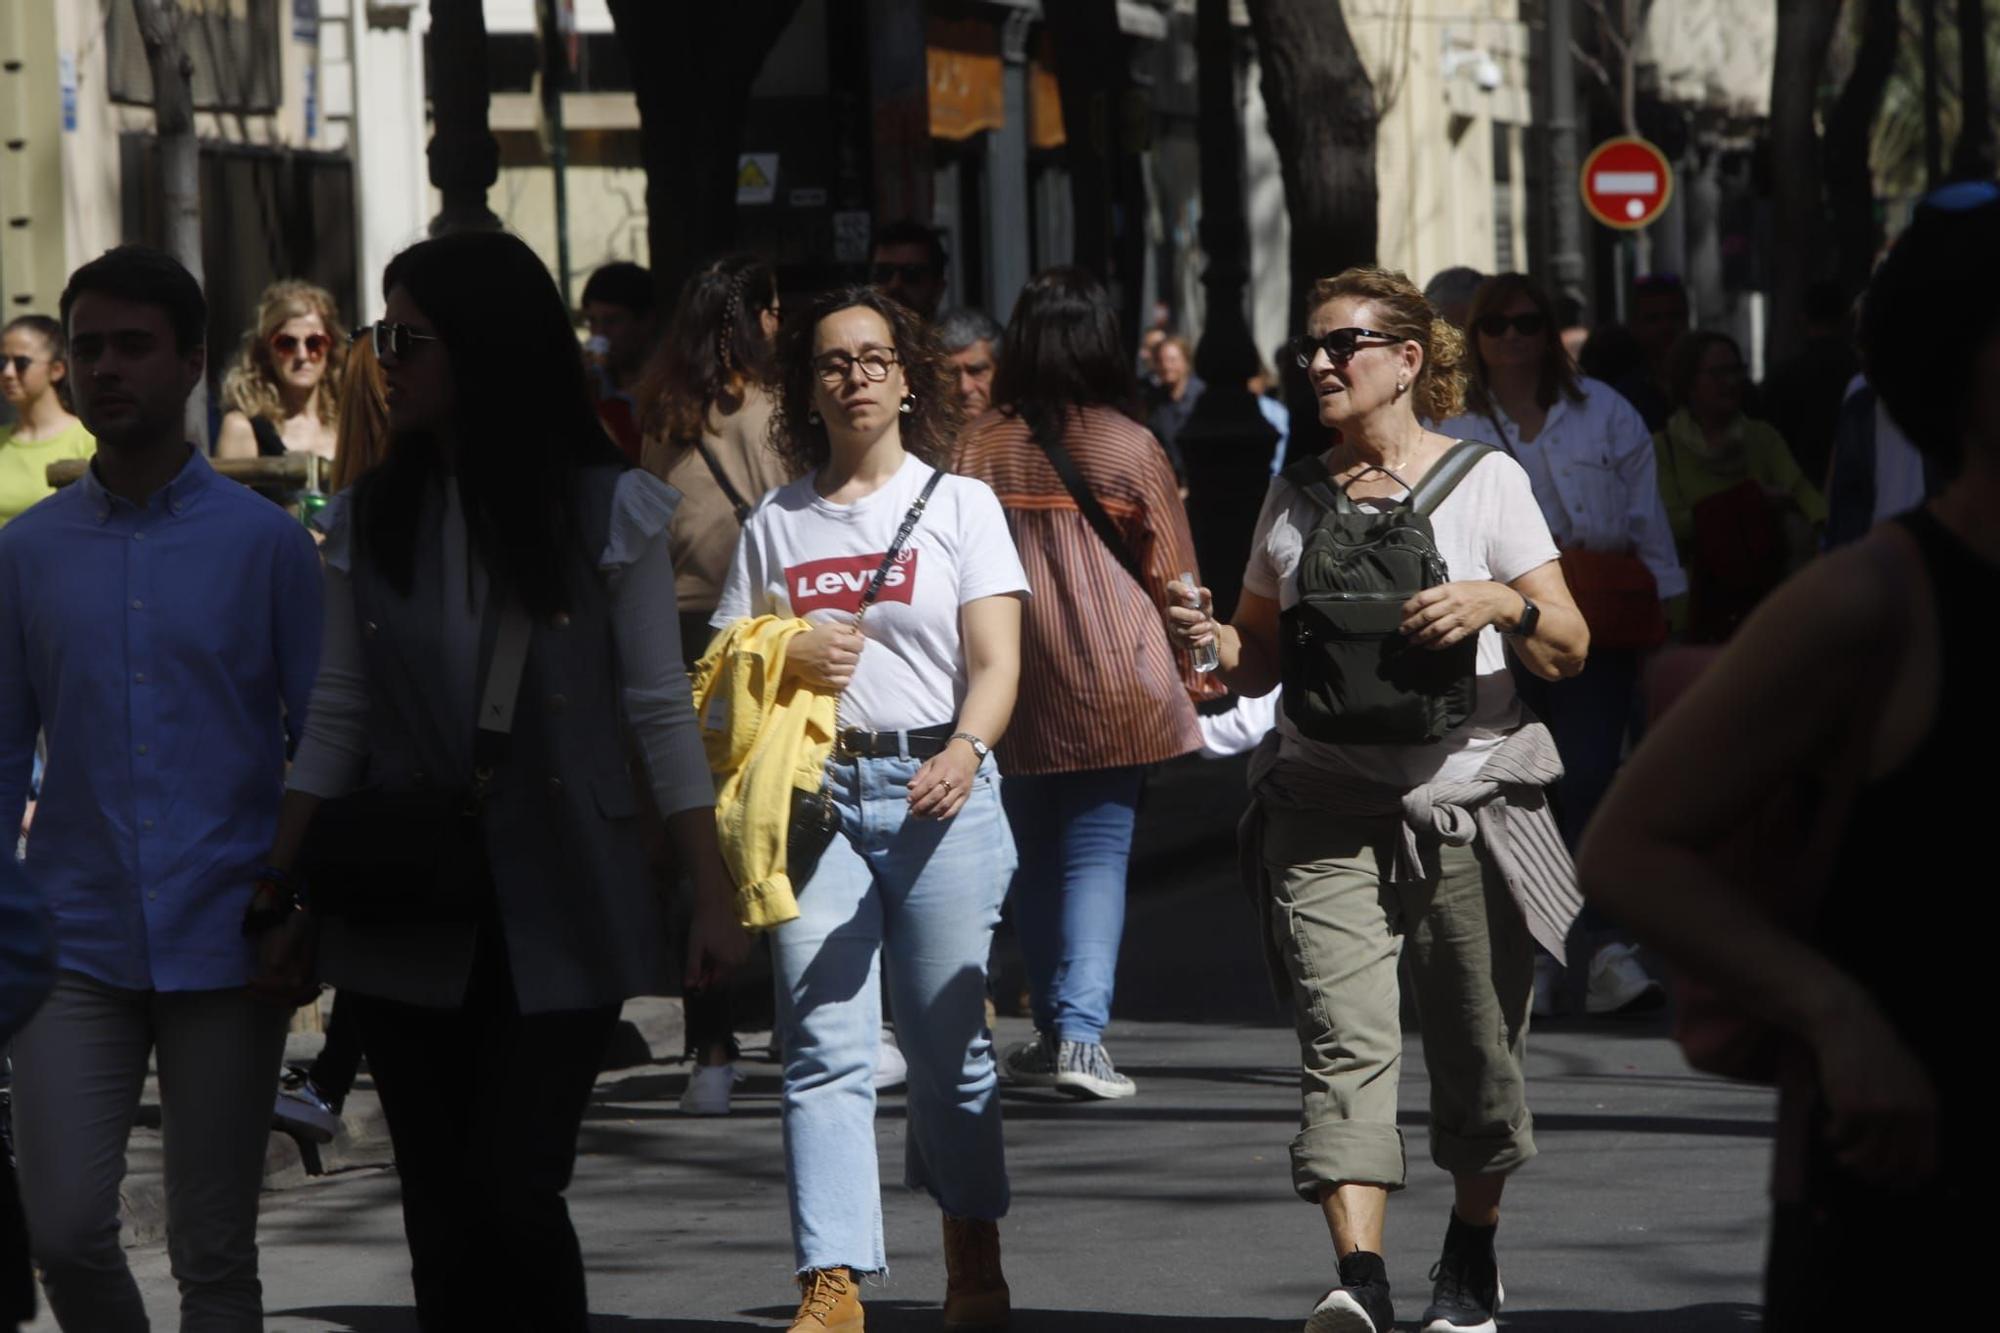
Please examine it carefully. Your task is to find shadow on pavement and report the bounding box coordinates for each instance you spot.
[1501,1305,1761,1331]
[267,1301,1760,1331]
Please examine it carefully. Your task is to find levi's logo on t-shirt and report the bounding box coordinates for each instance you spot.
[786,550,920,614]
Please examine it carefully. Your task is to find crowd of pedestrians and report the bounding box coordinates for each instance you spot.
[0,175,1980,1333]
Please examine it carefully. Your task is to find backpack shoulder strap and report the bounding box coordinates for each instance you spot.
[1408,441,1495,518]
[1280,456,1350,514]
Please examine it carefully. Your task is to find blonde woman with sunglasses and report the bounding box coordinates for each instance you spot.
[216,279,346,461]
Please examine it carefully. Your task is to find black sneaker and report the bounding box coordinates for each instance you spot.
[1421,1213,1503,1333]
[1306,1249,1394,1333]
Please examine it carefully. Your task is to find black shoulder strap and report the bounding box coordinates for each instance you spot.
[688,436,754,524]
[251,415,287,457]
[1280,456,1349,515]
[856,468,946,619]
[1408,441,1494,517]
[1033,422,1148,588]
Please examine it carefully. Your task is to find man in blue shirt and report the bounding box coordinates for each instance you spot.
[0,247,323,1331]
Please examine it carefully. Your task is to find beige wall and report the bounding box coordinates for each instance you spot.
[490,159,651,308]
[0,0,68,314]
[1352,0,1531,286]
[1245,0,1531,354]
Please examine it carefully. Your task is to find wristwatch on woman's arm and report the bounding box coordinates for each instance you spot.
[950,732,991,767]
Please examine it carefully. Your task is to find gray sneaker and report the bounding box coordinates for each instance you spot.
[1000,1032,1059,1087]
[1053,1040,1137,1100]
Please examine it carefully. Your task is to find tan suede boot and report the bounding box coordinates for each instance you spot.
[942,1216,1010,1330]
[789,1267,864,1332]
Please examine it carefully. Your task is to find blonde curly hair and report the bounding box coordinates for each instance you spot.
[1306,266,1467,422]
[220,280,346,427]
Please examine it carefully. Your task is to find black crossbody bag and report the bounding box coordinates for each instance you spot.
[787,469,946,887]
[1028,423,1148,587]
[300,599,533,924]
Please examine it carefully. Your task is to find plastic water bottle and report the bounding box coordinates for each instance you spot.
[1177,571,1220,674]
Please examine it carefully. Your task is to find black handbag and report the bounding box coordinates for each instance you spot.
[301,599,533,924]
[785,470,945,888]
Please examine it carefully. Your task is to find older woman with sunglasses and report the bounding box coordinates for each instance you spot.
[1169,267,1585,1333]
[1437,273,1683,1021]
[216,279,345,461]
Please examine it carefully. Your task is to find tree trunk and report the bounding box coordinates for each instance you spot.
[1768,0,1840,361]
[1245,0,1377,459]
[1950,0,1997,180]
[1825,0,1900,304]
[607,0,803,307]
[426,0,502,235]
[1044,0,1147,344]
[131,0,207,444]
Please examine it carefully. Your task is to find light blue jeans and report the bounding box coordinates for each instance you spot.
[1002,765,1145,1045]
[773,748,1015,1276]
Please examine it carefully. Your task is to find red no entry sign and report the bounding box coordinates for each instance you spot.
[1581,136,1674,230]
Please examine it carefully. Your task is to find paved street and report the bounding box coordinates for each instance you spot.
[27,756,1774,1331]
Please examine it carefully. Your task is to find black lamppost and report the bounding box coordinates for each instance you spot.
[1176,0,1277,623]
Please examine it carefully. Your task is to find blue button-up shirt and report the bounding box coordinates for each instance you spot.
[0,450,322,992]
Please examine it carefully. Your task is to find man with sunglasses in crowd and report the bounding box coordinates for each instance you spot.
[870,221,950,321]
[0,246,323,1330]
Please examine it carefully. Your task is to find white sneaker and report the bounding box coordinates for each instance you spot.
[679,1062,742,1116]
[874,1028,908,1091]
[1532,953,1561,1019]
[1585,942,1666,1015]
[273,1082,341,1144]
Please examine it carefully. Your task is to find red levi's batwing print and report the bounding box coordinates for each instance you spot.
[784,549,921,615]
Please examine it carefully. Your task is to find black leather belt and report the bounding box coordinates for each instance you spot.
[834,723,955,759]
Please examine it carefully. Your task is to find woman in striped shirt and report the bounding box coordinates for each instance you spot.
[956,267,1219,1101]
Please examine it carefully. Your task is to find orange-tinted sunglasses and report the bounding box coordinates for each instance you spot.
[271,332,331,360]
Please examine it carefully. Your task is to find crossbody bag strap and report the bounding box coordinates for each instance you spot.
[1408,441,1495,517]
[855,468,946,622]
[1033,423,1149,588]
[689,436,755,524]
[470,598,534,794]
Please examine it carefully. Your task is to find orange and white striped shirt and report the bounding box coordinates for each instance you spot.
[955,405,1219,776]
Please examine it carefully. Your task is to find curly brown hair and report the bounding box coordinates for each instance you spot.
[1306,266,1467,422]
[770,286,963,476]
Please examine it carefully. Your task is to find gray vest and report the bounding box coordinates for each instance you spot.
[318,465,669,1013]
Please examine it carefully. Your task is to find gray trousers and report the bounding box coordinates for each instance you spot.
[1262,807,1537,1199]
[10,970,289,1332]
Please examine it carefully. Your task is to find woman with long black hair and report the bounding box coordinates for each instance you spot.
[252,230,747,1330]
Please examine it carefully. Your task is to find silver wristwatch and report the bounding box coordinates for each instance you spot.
[950,731,991,766]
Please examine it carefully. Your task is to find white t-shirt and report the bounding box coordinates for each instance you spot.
[1242,447,1561,788]
[713,455,1029,732]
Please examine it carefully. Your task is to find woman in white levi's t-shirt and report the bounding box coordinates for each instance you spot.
[711,287,1027,1327]
[1166,269,1587,1333]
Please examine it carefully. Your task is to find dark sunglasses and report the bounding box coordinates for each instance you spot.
[352,322,440,360]
[1288,327,1405,368]
[871,263,935,285]
[271,332,332,360]
[3,355,46,376]
[1475,312,1549,338]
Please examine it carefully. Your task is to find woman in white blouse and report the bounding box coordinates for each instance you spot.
[250,232,747,1331]
[1440,272,1681,1017]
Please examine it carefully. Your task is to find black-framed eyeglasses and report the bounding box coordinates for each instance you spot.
[812,349,899,385]
[353,322,440,360]
[1475,312,1549,339]
[871,263,935,285]
[1288,327,1405,368]
[3,355,46,376]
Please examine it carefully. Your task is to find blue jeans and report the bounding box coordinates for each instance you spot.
[772,749,1015,1276]
[1001,765,1145,1046]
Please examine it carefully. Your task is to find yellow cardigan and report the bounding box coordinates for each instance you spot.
[690,615,838,930]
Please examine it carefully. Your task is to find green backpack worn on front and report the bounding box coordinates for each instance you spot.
[1278,442,1495,746]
